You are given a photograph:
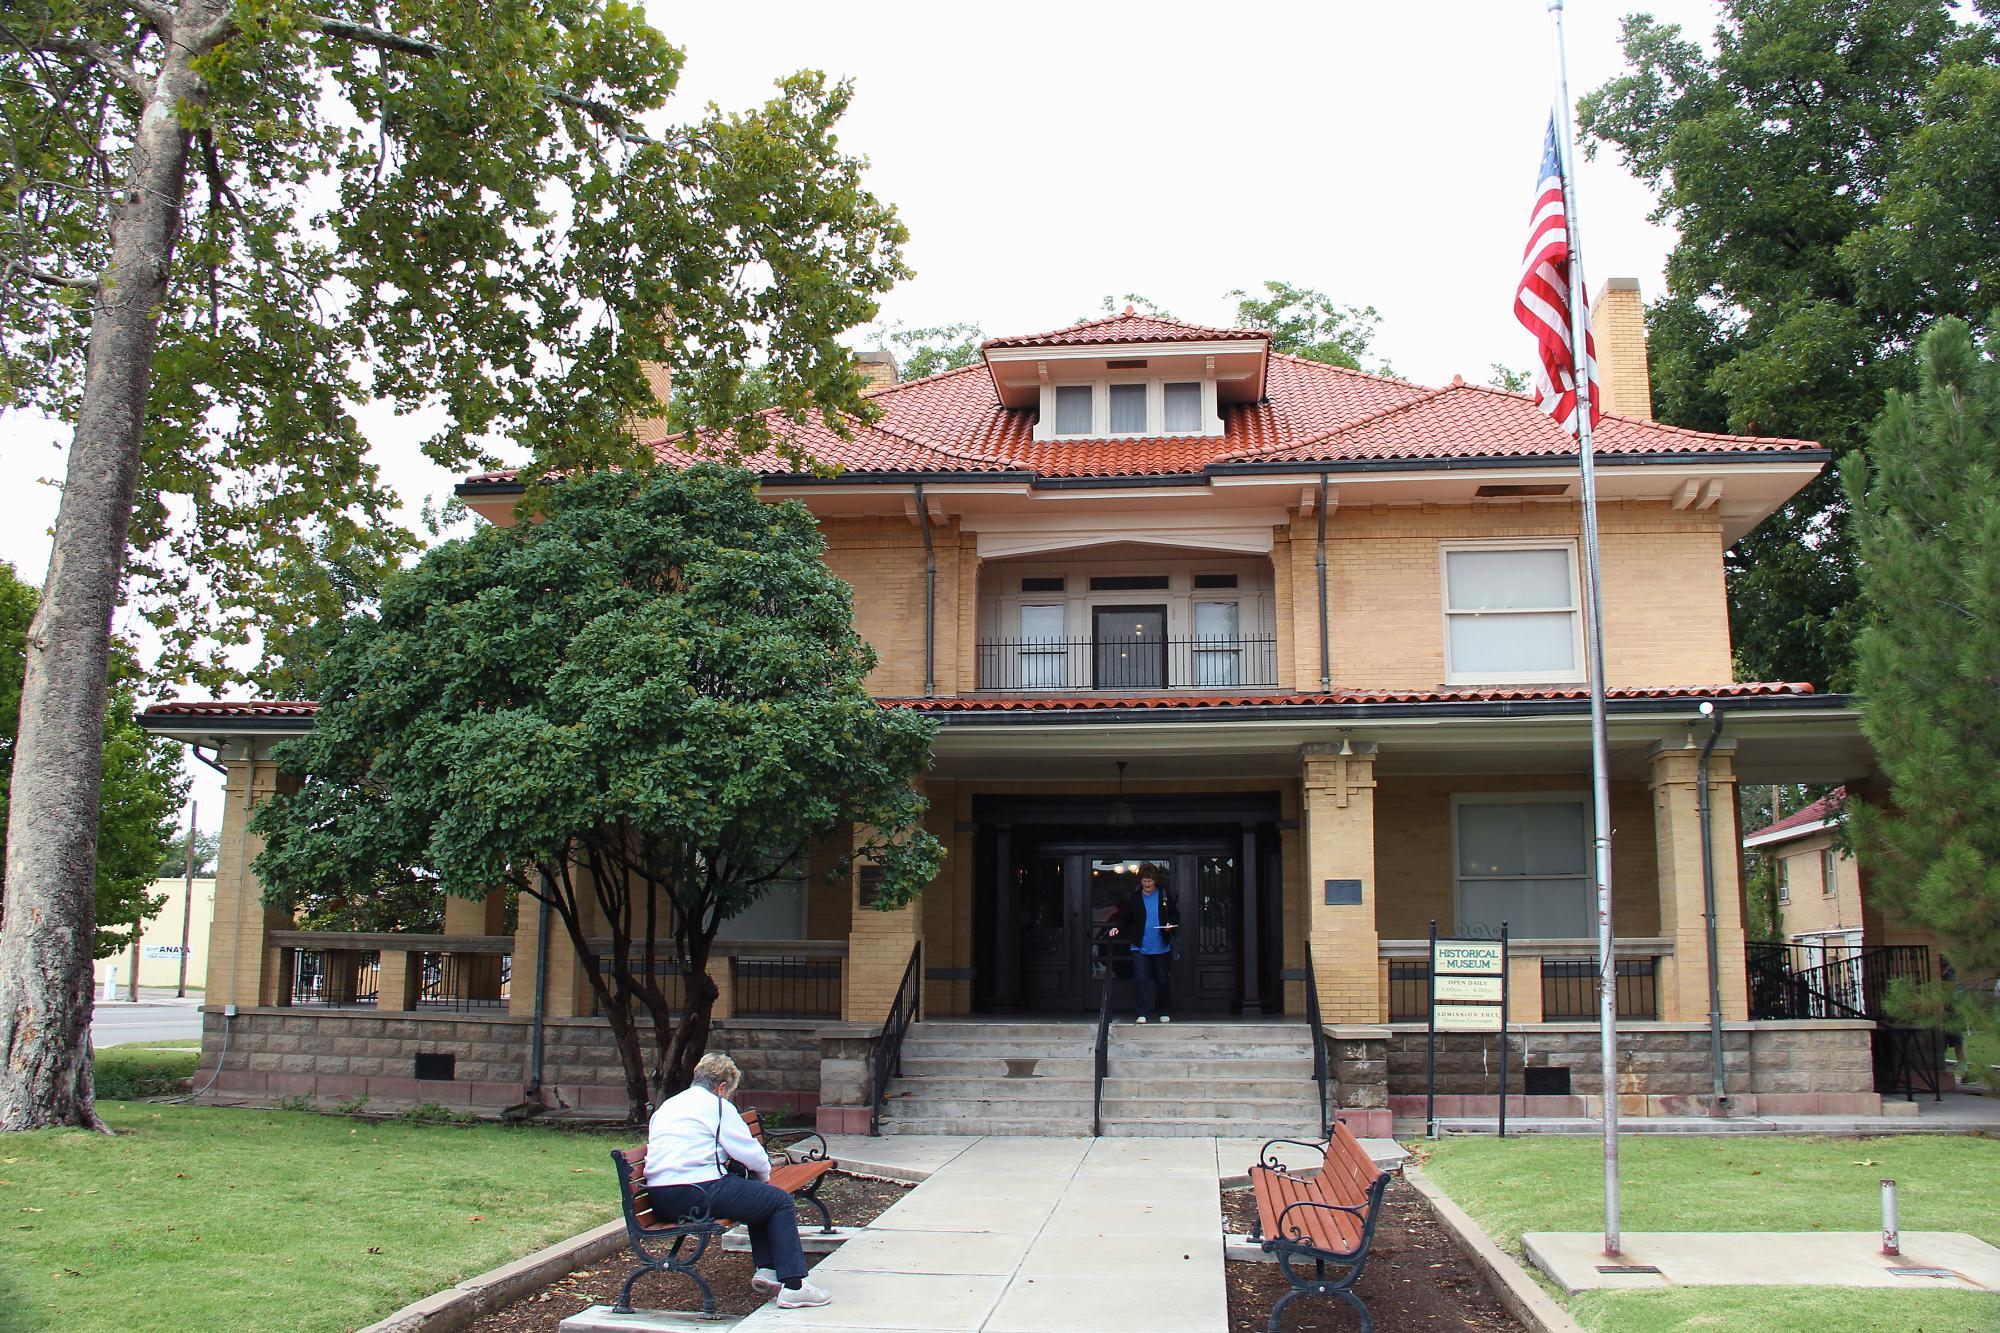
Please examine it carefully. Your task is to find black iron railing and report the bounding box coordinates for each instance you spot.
[868,942,922,1137]
[1746,943,1931,1022]
[1541,958,1658,1020]
[417,951,511,1011]
[731,956,842,1019]
[1304,942,1329,1136]
[1093,965,1112,1138]
[280,948,381,1007]
[975,635,1279,691]
[1388,961,1430,1022]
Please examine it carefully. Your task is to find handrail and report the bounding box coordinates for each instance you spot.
[1093,960,1113,1138]
[1304,941,1328,1137]
[867,941,922,1137]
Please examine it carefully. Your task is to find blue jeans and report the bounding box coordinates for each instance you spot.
[649,1175,808,1281]
[1133,951,1173,1020]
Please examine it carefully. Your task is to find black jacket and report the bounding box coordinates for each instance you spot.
[1110,887,1180,950]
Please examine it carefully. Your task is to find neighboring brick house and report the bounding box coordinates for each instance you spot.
[1743,790,1946,964]
[143,285,1896,1126]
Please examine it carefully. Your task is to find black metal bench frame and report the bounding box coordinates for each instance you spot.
[1249,1135,1392,1333]
[609,1150,726,1317]
[746,1114,837,1234]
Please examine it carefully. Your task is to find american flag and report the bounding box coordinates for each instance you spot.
[1514,114,1600,436]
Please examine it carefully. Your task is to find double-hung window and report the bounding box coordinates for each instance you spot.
[1453,794,1591,938]
[1776,858,1790,903]
[1191,600,1241,687]
[1821,847,1838,896]
[1017,604,1068,688]
[1441,542,1584,683]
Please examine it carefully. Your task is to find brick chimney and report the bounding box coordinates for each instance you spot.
[626,359,674,441]
[1589,278,1653,420]
[855,349,899,390]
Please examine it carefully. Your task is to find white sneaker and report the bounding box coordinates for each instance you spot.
[776,1281,832,1308]
[1133,1016,1148,1024]
[751,1268,781,1296]
[1159,1015,1173,1024]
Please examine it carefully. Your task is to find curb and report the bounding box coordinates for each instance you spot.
[1402,1165,1584,1333]
[356,1219,626,1333]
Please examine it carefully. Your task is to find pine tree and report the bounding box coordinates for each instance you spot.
[1842,319,2000,977]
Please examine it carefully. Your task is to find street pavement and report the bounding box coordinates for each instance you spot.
[89,992,203,1048]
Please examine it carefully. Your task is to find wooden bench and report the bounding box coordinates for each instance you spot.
[1247,1121,1392,1333]
[607,1110,838,1315]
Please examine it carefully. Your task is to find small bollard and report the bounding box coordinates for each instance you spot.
[103,965,119,1003]
[1881,1178,1899,1256]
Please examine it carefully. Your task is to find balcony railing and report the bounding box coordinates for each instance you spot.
[975,635,1279,692]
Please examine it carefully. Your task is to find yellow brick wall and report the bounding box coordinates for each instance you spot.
[1284,502,1734,690]
[207,754,294,1009]
[1770,827,1949,957]
[1650,746,1747,1021]
[1373,775,1662,940]
[1301,745,1382,1023]
[1589,279,1655,421]
[817,515,967,699]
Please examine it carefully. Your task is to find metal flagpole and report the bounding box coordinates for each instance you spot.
[1546,0,1621,1257]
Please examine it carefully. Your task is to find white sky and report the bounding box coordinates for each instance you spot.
[0,0,1729,828]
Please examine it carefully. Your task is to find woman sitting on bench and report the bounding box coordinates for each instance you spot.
[643,1052,831,1309]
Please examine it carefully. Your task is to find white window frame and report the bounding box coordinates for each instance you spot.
[1438,539,1587,685]
[1449,791,1595,941]
[1052,384,1094,437]
[1821,846,1838,896]
[1776,857,1790,903]
[1033,376,1222,442]
[1106,382,1150,436]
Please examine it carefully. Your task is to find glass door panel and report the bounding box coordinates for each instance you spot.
[1093,606,1166,690]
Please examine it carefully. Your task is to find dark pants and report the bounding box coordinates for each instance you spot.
[1133,950,1173,1019]
[650,1176,808,1282]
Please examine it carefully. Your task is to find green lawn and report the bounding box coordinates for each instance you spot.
[91,1039,200,1100]
[1,1100,622,1331]
[1419,1135,2000,1332]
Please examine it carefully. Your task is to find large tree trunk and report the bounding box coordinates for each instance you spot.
[0,7,216,1132]
[657,948,720,1104]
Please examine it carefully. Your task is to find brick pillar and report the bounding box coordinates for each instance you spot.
[443,892,504,936]
[1589,278,1654,420]
[322,950,360,1005]
[1649,740,1748,1022]
[1508,952,1545,1024]
[844,833,924,1025]
[206,747,294,1008]
[377,949,420,1011]
[1301,742,1381,1023]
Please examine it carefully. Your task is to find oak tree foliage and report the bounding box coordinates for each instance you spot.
[252,465,944,1119]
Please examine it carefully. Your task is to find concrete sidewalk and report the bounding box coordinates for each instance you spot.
[736,1137,1229,1332]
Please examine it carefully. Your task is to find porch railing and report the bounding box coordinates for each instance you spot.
[868,942,922,1137]
[1540,958,1659,1021]
[1304,942,1329,1136]
[975,635,1279,692]
[731,955,842,1019]
[1746,943,1931,1022]
[417,951,511,1011]
[281,948,380,1007]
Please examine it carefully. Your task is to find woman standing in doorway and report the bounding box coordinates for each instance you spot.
[1106,865,1178,1023]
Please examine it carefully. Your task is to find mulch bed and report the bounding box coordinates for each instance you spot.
[1222,1182,1524,1331]
[468,1172,909,1332]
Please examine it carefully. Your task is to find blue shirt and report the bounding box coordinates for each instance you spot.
[1137,892,1170,955]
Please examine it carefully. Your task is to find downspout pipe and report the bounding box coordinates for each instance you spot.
[1315,473,1331,691]
[527,868,554,1098]
[1696,700,1728,1111]
[914,482,936,698]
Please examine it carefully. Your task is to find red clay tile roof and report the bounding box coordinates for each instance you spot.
[981,311,1269,349]
[1744,788,1847,843]
[143,700,320,719]
[879,683,1817,712]
[464,314,1824,488]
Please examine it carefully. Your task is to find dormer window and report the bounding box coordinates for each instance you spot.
[1055,385,1093,436]
[1109,384,1147,434]
[1164,382,1202,432]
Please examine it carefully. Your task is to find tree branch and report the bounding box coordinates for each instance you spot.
[3,256,98,291]
[6,27,152,100]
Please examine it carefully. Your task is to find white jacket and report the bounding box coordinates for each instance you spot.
[643,1086,773,1187]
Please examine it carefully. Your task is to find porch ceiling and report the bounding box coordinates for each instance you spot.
[924,700,1876,785]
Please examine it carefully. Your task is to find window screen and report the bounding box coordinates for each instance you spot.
[1455,799,1590,938]
[1164,382,1202,432]
[1442,547,1579,678]
[1054,385,1092,435]
[1108,383,1148,433]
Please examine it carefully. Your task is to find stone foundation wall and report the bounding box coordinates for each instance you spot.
[195,1007,841,1117]
[1379,1020,1884,1116]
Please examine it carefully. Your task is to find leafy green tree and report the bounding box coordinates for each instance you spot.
[253,465,944,1119]
[0,566,183,962]
[1580,1,1999,689]
[0,0,907,1130]
[1841,319,2000,979]
[868,322,985,381]
[1488,364,1531,394]
[1230,281,1390,374]
[157,829,222,879]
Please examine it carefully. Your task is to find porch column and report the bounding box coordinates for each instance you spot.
[845,834,925,1024]
[443,892,507,1002]
[207,744,294,1009]
[1301,742,1380,1024]
[992,824,1021,1011]
[377,949,421,1011]
[1238,821,1263,1014]
[1649,739,1749,1022]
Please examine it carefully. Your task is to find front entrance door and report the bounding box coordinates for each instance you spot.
[1016,842,1240,1013]
[1093,605,1167,689]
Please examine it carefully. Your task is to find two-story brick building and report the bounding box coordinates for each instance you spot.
[143,286,1894,1131]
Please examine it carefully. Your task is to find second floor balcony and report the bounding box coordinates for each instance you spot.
[976,629,1280,691]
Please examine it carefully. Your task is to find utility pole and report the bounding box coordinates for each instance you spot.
[177,802,198,999]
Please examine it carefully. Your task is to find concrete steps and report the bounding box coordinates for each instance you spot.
[877,1019,1326,1138]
